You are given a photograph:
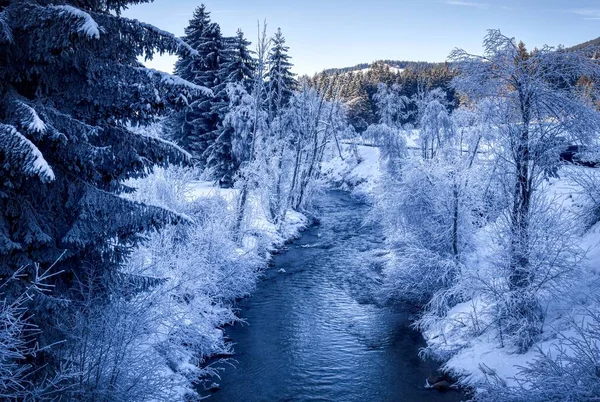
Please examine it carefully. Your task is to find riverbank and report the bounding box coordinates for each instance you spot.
[124,167,312,399]
[343,143,600,401]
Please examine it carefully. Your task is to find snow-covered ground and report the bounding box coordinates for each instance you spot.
[321,144,382,198]
[421,167,600,391]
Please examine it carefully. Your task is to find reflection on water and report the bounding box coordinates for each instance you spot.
[208,191,463,402]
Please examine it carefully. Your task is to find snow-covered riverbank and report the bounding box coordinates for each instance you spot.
[336,145,600,399]
[123,167,310,398]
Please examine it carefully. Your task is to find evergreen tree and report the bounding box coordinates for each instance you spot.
[204,29,255,187]
[174,4,212,82]
[223,29,255,92]
[267,27,297,120]
[167,6,227,167]
[0,0,206,388]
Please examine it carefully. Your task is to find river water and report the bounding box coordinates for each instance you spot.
[208,190,463,402]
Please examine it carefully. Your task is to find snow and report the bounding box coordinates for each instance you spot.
[321,145,382,198]
[141,130,192,161]
[53,5,101,39]
[187,181,309,251]
[141,68,213,97]
[2,124,55,182]
[17,102,46,134]
[30,143,55,182]
[137,21,199,57]
[0,11,12,43]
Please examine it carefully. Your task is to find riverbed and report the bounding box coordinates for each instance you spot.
[208,190,463,401]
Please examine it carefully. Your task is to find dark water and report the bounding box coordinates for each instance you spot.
[208,191,463,402]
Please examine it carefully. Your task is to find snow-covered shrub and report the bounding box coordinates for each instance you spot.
[376,159,464,305]
[58,292,189,402]
[419,195,585,362]
[0,264,71,400]
[0,274,39,400]
[375,101,489,307]
[478,302,600,402]
[126,165,265,362]
[489,198,584,351]
[567,167,600,230]
[52,165,270,400]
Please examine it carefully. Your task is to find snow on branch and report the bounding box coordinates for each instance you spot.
[52,5,101,39]
[141,131,192,162]
[0,11,12,43]
[0,124,55,182]
[136,21,199,57]
[13,101,46,134]
[141,67,213,97]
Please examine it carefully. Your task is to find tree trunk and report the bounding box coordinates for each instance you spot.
[509,93,532,290]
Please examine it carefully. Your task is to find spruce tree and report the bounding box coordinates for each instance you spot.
[167,5,216,159]
[224,29,255,92]
[168,9,228,169]
[204,29,255,187]
[267,27,297,120]
[0,0,206,385]
[174,4,212,82]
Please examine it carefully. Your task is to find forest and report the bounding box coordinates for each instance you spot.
[1,1,600,401]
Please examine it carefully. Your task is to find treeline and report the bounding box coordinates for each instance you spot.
[307,60,458,131]
[321,59,424,75]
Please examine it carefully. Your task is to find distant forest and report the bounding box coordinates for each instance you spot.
[307,60,457,131]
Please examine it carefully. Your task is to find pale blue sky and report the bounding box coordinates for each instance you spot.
[123,0,600,76]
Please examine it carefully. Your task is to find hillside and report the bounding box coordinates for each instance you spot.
[567,36,600,53]
[321,60,441,75]
[308,60,457,131]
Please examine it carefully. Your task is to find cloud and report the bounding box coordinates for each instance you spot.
[444,0,489,8]
[568,9,600,20]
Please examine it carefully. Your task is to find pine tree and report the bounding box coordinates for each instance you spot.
[267,27,297,120]
[204,29,255,187]
[0,0,207,387]
[224,29,255,92]
[167,6,227,166]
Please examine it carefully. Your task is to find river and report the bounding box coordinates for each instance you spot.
[208,190,463,402]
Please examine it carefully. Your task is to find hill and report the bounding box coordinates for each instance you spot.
[567,36,600,53]
[307,60,457,131]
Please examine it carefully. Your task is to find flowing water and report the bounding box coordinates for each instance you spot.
[208,190,463,402]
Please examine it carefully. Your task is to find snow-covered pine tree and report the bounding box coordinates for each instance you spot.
[173,4,211,82]
[204,29,256,187]
[267,27,297,120]
[224,29,256,93]
[167,5,224,165]
[0,0,208,387]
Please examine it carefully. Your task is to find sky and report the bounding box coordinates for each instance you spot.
[123,0,600,76]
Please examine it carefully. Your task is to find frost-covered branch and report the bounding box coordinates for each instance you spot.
[52,5,101,39]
